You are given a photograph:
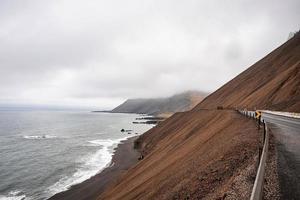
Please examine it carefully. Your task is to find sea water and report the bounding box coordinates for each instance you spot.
[0,110,152,200]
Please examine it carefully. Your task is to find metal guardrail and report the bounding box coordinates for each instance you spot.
[250,122,268,200]
[238,110,268,200]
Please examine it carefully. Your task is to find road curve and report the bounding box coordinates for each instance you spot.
[261,112,300,200]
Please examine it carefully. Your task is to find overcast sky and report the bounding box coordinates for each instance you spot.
[0,0,299,109]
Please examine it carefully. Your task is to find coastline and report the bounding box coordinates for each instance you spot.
[48,136,140,200]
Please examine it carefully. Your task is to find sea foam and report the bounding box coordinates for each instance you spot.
[0,190,27,200]
[48,138,125,195]
[22,135,57,140]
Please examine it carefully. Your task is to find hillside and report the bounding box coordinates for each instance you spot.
[194,32,300,112]
[111,91,206,116]
[97,33,300,200]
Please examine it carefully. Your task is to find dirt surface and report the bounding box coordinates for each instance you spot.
[98,110,262,200]
[49,137,139,200]
[264,132,281,200]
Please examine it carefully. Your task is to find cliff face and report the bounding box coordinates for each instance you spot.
[111,91,206,115]
[99,33,300,199]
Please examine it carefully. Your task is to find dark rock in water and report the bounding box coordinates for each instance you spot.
[132,120,159,124]
[135,133,138,134]
[136,117,165,120]
[128,132,131,134]
[121,129,133,133]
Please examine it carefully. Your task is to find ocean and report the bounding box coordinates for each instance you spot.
[0,110,153,200]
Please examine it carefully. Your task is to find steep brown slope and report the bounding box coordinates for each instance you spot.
[194,32,300,112]
[99,111,260,200]
[98,34,300,199]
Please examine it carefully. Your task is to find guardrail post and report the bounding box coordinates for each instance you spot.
[263,121,266,143]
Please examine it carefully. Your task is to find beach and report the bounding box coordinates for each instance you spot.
[48,136,140,200]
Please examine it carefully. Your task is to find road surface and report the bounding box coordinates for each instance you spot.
[262,112,300,200]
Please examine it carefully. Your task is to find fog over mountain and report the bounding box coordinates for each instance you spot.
[111,91,206,115]
[0,0,299,109]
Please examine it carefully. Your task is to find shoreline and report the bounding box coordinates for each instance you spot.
[48,136,140,200]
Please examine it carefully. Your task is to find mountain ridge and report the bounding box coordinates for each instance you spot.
[111,91,207,116]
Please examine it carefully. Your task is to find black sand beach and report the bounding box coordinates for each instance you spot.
[48,136,139,200]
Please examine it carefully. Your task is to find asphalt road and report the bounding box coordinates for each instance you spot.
[262,112,300,200]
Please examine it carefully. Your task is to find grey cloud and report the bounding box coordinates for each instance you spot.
[0,0,299,109]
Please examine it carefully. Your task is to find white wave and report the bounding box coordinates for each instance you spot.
[22,135,57,140]
[48,138,125,195]
[0,190,27,200]
[87,139,120,146]
[95,132,106,135]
